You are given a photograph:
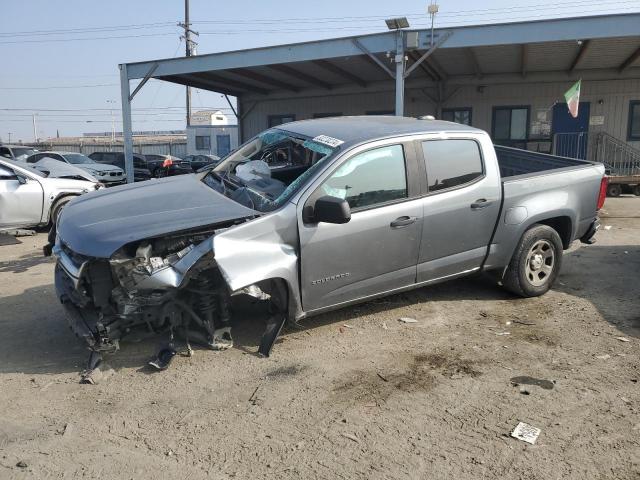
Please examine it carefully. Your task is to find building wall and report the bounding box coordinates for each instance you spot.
[186,125,239,156]
[240,77,640,151]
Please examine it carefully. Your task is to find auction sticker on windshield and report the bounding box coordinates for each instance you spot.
[313,135,344,148]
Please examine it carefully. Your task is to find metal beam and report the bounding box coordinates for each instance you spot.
[224,94,237,117]
[158,75,244,97]
[119,64,134,184]
[229,68,299,92]
[467,48,483,78]
[408,51,438,80]
[190,72,269,95]
[404,31,452,78]
[569,40,591,72]
[352,38,395,79]
[521,44,528,78]
[267,64,332,90]
[311,59,367,87]
[618,45,640,73]
[425,57,448,81]
[129,62,159,101]
[124,13,640,79]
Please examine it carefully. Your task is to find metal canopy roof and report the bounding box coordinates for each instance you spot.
[123,13,640,98]
[117,13,640,183]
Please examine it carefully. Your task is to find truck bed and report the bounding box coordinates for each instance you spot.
[495,145,594,179]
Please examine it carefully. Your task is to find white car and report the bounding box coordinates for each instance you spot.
[25,152,125,186]
[0,157,101,231]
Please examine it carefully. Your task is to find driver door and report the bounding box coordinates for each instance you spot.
[298,143,423,312]
[0,164,44,228]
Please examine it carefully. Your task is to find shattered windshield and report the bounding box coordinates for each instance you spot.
[202,128,338,212]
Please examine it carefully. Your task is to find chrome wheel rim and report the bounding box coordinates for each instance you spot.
[525,239,555,287]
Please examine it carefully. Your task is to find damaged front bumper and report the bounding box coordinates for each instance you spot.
[53,231,287,357]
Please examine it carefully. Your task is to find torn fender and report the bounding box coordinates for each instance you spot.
[212,202,301,315]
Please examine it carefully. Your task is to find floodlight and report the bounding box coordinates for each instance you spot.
[385,17,410,30]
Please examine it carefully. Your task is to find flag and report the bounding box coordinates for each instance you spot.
[564,79,581,118]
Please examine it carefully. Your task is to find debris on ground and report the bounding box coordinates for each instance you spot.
[381,322,388,330]
[249,386,260,405]
[398,317,418,323]
[511,422,541,444]
[342,324,353,329]
[16,461,27,468]
[510,376,554,390]
[513,320,536,326]
[479,311,488,317]
[595,354,611,360]
[496,332,511,336]
[148,345,178,371]
[340,433,360,443]
[3,229,36,237]
[604,225,612,230]
[377,372,388,382]
[80,351,115,384]
[616,337,630,342]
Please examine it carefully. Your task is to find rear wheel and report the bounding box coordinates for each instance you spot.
[633,185,640,196]
[503,224,563,297]
[607,183,622,197]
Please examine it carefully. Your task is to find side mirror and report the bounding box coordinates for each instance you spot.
[310,196,351,224]
[17,175,28,185]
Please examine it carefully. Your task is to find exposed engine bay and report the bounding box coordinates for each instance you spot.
[55,222,288,377]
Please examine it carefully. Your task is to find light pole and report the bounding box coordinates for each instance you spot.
[7,132,12,143]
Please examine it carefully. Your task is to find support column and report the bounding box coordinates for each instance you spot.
[119,64,134,184]
[394,30,405,117]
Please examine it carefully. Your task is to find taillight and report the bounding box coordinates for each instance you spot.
[597,176,608,210]
[162,159,173,168]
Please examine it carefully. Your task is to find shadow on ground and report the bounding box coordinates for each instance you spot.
[0,244,637,376]
[556,244,640,337]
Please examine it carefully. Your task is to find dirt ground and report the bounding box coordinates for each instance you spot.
[0,197,638,480]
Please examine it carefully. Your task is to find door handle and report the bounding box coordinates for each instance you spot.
[390,216,417,228]
[470,199,493,210]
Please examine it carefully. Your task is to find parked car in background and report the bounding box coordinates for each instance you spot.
[0,157,100,232]
[25,152,125,186]
[88,152,152,182]
[184,154,221,172]
[0,145,39,162]
[144,154,193,177]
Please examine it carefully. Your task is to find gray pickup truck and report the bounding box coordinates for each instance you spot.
[53,116,607,360]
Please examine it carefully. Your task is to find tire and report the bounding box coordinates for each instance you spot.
[633,185,640,196]
[50,196,73,226]
[502,224,563,298]
[607,183,622,197]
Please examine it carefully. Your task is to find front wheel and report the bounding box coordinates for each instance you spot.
[502,224,563,297]
[607,183,622,197]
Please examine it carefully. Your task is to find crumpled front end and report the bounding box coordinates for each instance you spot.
[53,226,237,354]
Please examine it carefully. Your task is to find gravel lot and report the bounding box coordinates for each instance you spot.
[0,197,638,479]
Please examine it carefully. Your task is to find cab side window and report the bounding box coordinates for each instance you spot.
[0,165,17,179]
[321,144,407,210]
[421,140,483,192]
[0,148,12,159]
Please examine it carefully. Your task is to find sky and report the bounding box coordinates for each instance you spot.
[1,0,638,142]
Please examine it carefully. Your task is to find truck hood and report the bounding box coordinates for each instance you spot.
[57,175,258,258]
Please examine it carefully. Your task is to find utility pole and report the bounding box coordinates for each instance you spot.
[7,132,12,143]
[107,100,116,147]
[428,2,439,46]
[32,113,38,142]
[179,0,199,127]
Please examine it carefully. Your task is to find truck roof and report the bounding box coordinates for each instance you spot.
[277,115,484,148]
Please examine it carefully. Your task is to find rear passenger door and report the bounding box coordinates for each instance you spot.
[417,137,501,282]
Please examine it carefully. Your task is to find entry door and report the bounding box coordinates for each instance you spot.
[0,167,43,228]
[216,135,231,156]
[298,144,422,312]
[552,102,590,159]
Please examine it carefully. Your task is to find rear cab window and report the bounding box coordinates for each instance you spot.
[421,139,484,192]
